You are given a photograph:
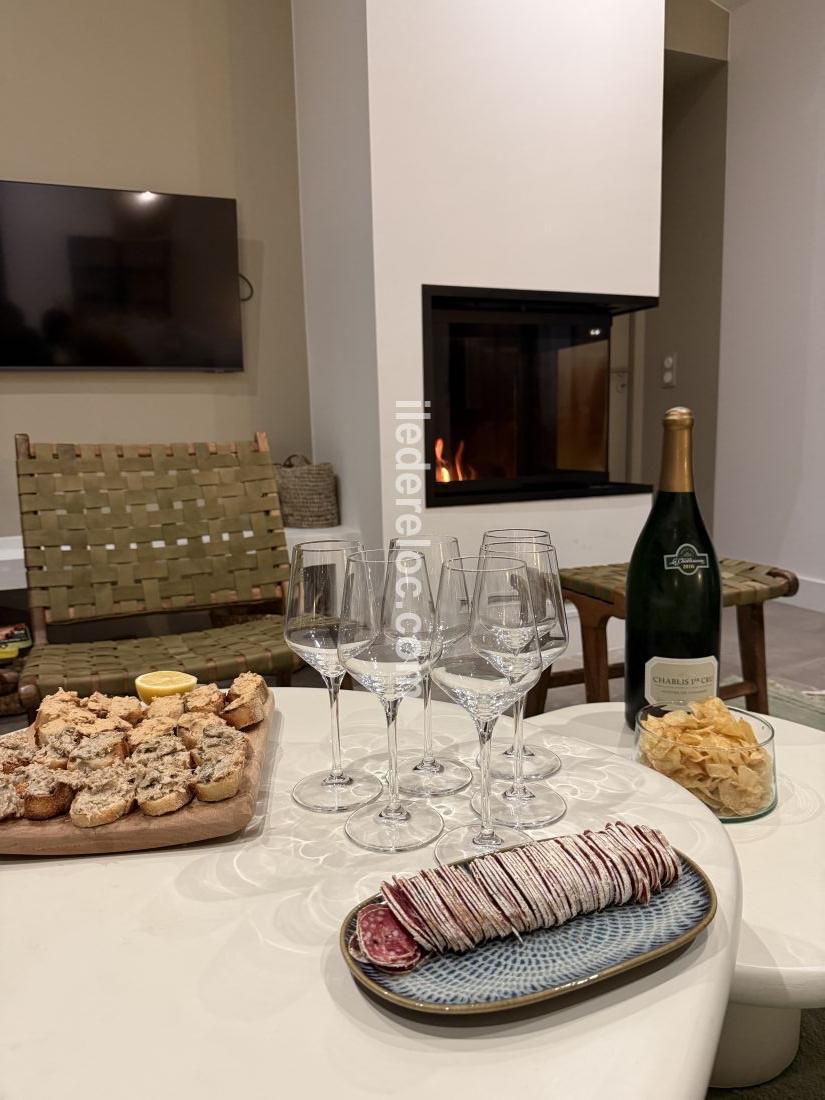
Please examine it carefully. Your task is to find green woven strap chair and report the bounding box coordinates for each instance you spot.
[15,432,292,716]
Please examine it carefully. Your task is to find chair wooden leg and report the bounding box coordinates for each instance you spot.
[18,680,40,725]
[578,600,613,704]
[524,665,554,717]
[737,602,769,713]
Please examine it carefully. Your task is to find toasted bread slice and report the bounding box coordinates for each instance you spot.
[34,688,82,730]
[126,716,178,751]
[35,726,85,769]
[146,694,185,721]
[67,732,127,772]
[176,712,217,749]
[193,749,245,802]
[190,726,246,765]
[222,693,265,730]
[130,735,190,770]
[227,672,268,706]
[12,762,74,819]
[0,729,38,773]
[134,762,193,816]
[85,692,144,726]
[184,683,225,716]
[35,709,97,746]
[69,764,136,828]
[0,775,24,820]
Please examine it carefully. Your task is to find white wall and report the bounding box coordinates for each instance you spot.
[367,0,663,558]
[0,0,310,537]
[291,0,383,548]
[294,0,664,561]
[715,0,825,610]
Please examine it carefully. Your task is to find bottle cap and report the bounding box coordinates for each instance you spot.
[663,407,694,428]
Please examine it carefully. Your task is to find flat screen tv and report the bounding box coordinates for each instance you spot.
[0,180,243,371]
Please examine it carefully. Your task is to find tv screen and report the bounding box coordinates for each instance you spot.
[0,180,243,371]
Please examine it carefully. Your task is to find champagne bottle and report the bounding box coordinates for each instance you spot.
[624,407,721,726]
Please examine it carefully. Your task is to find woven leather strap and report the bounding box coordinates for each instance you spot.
[16,436,289,625]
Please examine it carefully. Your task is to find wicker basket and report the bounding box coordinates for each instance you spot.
[275,454,339,527]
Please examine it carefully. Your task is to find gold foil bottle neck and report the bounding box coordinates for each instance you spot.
[663,406,694,430]
[659,406,695,492]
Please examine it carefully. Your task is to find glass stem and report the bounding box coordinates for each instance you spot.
[475,718,498,843]
[324,673,347,784]
[420,674,436,767]
[380,697,408,820]
[505,695,530,799]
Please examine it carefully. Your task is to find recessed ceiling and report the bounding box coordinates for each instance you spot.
[711,0,752,10]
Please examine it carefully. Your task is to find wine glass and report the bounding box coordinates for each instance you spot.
[284,540,383,812]
[338,549,444,852]
[481,527,562,781]
[473,540,569,827]
[388,534,472,797]
[431,557,541,864]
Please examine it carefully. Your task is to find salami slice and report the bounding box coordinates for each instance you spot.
[355,903,423,969]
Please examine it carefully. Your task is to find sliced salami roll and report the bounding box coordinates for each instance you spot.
[382,880,436,952]
[420,869,475,951]
[360,822,683,974]
[355,903,423,969]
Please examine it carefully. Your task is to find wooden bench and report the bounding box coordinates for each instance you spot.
[525,558,799,717]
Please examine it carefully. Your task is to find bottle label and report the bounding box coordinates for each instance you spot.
[644,656,719,705]
[663,543,709,576]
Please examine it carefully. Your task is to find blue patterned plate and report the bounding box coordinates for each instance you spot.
[340,852,716,1015]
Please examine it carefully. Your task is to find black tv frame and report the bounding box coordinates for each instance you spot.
[0,178,244,373]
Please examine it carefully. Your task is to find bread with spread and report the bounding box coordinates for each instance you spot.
[0,671,268,828]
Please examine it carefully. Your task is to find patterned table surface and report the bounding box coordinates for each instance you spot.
[1,689,741,1100]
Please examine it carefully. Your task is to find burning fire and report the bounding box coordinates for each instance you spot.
[434,438,477,483]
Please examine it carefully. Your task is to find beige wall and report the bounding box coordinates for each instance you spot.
[641,51,727,522]
[716,0,825,611]
[0,0,310,536]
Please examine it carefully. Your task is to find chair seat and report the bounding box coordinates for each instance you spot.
[560,558,799,612]
[20,617,292,700]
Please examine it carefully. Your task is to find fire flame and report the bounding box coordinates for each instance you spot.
[434,438,477,483]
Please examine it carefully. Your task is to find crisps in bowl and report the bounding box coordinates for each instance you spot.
[635,698,777,821]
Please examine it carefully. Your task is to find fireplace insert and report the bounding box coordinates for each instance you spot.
[423,285,656,507]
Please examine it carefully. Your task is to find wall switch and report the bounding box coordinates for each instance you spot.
[662,352,677,388]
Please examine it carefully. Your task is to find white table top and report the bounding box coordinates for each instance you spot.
[0,688,740,1100]
[532,703,825,1010]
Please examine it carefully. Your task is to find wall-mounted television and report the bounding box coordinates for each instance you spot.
[0,180,243,371]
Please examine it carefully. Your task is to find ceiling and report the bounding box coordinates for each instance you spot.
[711,0,752,10]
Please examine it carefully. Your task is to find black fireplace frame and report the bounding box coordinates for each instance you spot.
[422,285,657,508]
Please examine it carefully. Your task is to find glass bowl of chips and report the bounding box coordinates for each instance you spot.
[635,697,777,822]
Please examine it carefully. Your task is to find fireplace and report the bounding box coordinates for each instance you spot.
[423,286,656,507]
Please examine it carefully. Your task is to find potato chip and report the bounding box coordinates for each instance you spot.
[638,697,774,817]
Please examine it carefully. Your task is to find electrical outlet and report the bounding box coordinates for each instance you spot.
[662,353,677,388]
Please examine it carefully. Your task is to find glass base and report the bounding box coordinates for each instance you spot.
[345,799,444,852]
[291,768,382,814]
[397,753,473,798]
[434,822,530,865]
[470,781,567,829]
[487,742,562,782]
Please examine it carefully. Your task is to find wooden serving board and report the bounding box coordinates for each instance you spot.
[0,695,275,857]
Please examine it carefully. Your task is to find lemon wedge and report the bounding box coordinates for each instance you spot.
[135,670,198,703]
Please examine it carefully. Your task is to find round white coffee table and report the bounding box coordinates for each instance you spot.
[529,703,825,1087]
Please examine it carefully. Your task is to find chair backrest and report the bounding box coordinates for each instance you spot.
[15,433,289,635]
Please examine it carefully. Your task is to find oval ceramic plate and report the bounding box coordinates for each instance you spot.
[340,851,716,1015]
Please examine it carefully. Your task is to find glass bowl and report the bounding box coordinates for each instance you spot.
[635,702,777,823]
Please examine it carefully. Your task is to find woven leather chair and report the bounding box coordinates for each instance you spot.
[15,432,292,716]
